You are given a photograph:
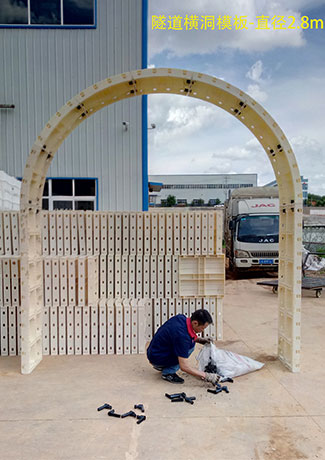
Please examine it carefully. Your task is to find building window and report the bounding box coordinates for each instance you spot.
[162,183,254,190]
[0,0,96,28]
[42,178,97,211]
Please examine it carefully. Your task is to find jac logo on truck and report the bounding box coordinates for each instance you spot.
[252,203,276,208]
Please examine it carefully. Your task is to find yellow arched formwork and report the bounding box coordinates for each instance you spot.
[20,68,303,374]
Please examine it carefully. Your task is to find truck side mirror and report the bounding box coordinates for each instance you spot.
[229,221,234,230]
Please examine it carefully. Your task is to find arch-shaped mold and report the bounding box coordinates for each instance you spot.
[20,68,303,374]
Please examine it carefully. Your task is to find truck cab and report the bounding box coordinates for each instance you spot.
[225,187,279,272]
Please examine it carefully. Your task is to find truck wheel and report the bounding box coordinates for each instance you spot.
[272,286,278,294]
[316,289,322,298]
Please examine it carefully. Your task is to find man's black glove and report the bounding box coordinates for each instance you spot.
[196,337,214,345]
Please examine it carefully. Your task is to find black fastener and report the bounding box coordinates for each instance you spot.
[220,378,233,383]
[171,397,183,402]
[136,415,146,425]
[134,404,145,413]
[169,393,185,399]
[121,410,137,418]
[207,388,222,394]
[184,397,194,405]
[108,409,121,418]
[221,386,229,394]
[97,403,112,411]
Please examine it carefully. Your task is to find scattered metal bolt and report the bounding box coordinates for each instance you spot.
[97,403,112,411]
[221,386,229,393]
[136,415,146,425]
[134,404,145,413]
[121,410,137,418]
[165,392,196,404]
[108,409,121,418]
[207,388,222,394]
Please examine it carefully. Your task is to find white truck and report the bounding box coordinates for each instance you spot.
[224,186,279,273]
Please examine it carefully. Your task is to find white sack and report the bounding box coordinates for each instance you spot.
[197,343,264,379]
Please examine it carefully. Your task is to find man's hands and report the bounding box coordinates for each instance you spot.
[195,337,214,345]
[204,372,221,385]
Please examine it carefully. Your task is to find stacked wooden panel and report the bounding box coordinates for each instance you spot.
[0,210,224,357]
[0,212,21,356]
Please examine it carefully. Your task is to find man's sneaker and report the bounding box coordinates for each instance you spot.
[153,365,164,372]
[162,373,184,384]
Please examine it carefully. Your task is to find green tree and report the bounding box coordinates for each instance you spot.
[166,195,176,207]
[307,193,325,207]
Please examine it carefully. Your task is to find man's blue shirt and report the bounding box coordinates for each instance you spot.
[147,314,195,367]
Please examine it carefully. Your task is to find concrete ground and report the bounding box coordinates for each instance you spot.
[1,278,325,460]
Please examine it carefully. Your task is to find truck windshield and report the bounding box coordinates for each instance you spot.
[237,215,279,243]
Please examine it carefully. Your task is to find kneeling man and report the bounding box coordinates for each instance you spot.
[147,309,220,384]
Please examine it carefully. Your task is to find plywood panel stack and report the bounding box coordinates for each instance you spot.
[0,212,21,356]
[0,209,224,357]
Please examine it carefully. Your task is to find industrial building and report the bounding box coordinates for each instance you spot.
[0,0,148,212]
[148,174,257,206]
[265,177,309,203]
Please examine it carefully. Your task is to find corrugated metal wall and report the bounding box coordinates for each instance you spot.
[0,0,143,211]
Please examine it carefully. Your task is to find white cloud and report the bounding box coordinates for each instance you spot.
[148,93,275,183]
[246,84,268,103]
[149,0,307,57]
[290,136,325,195]
[148,93,233,149]
[246,60,264,83]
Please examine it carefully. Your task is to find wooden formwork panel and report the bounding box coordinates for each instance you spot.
[0,213,4,256]
[86,212,93,255]
[82,306,90,355]
[179,255,225,297]
[59,259,68,307]
[90,306,98,355]
[94,214,101,255]
[115,213,122,255]
[68,258,77,306]
[49,212,57,256]
[2,259,11,306]
[67,307,74,355]
[3,212,12,255]
[1,209,225,258]
[52,259,60,306]
[11,213,20,256]
[0,260,3,307]
[43,306,50,355]
[63,212,71,256]
[56,213,64,256]
[100,213,108,255]
[0,306,9,355]
[0,209,225,358]
[58,307,66,355]
[99,303,107,354]
[87,256,99,305]
[11,259,20,306]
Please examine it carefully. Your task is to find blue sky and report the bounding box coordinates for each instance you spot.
[147,0,325,195]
